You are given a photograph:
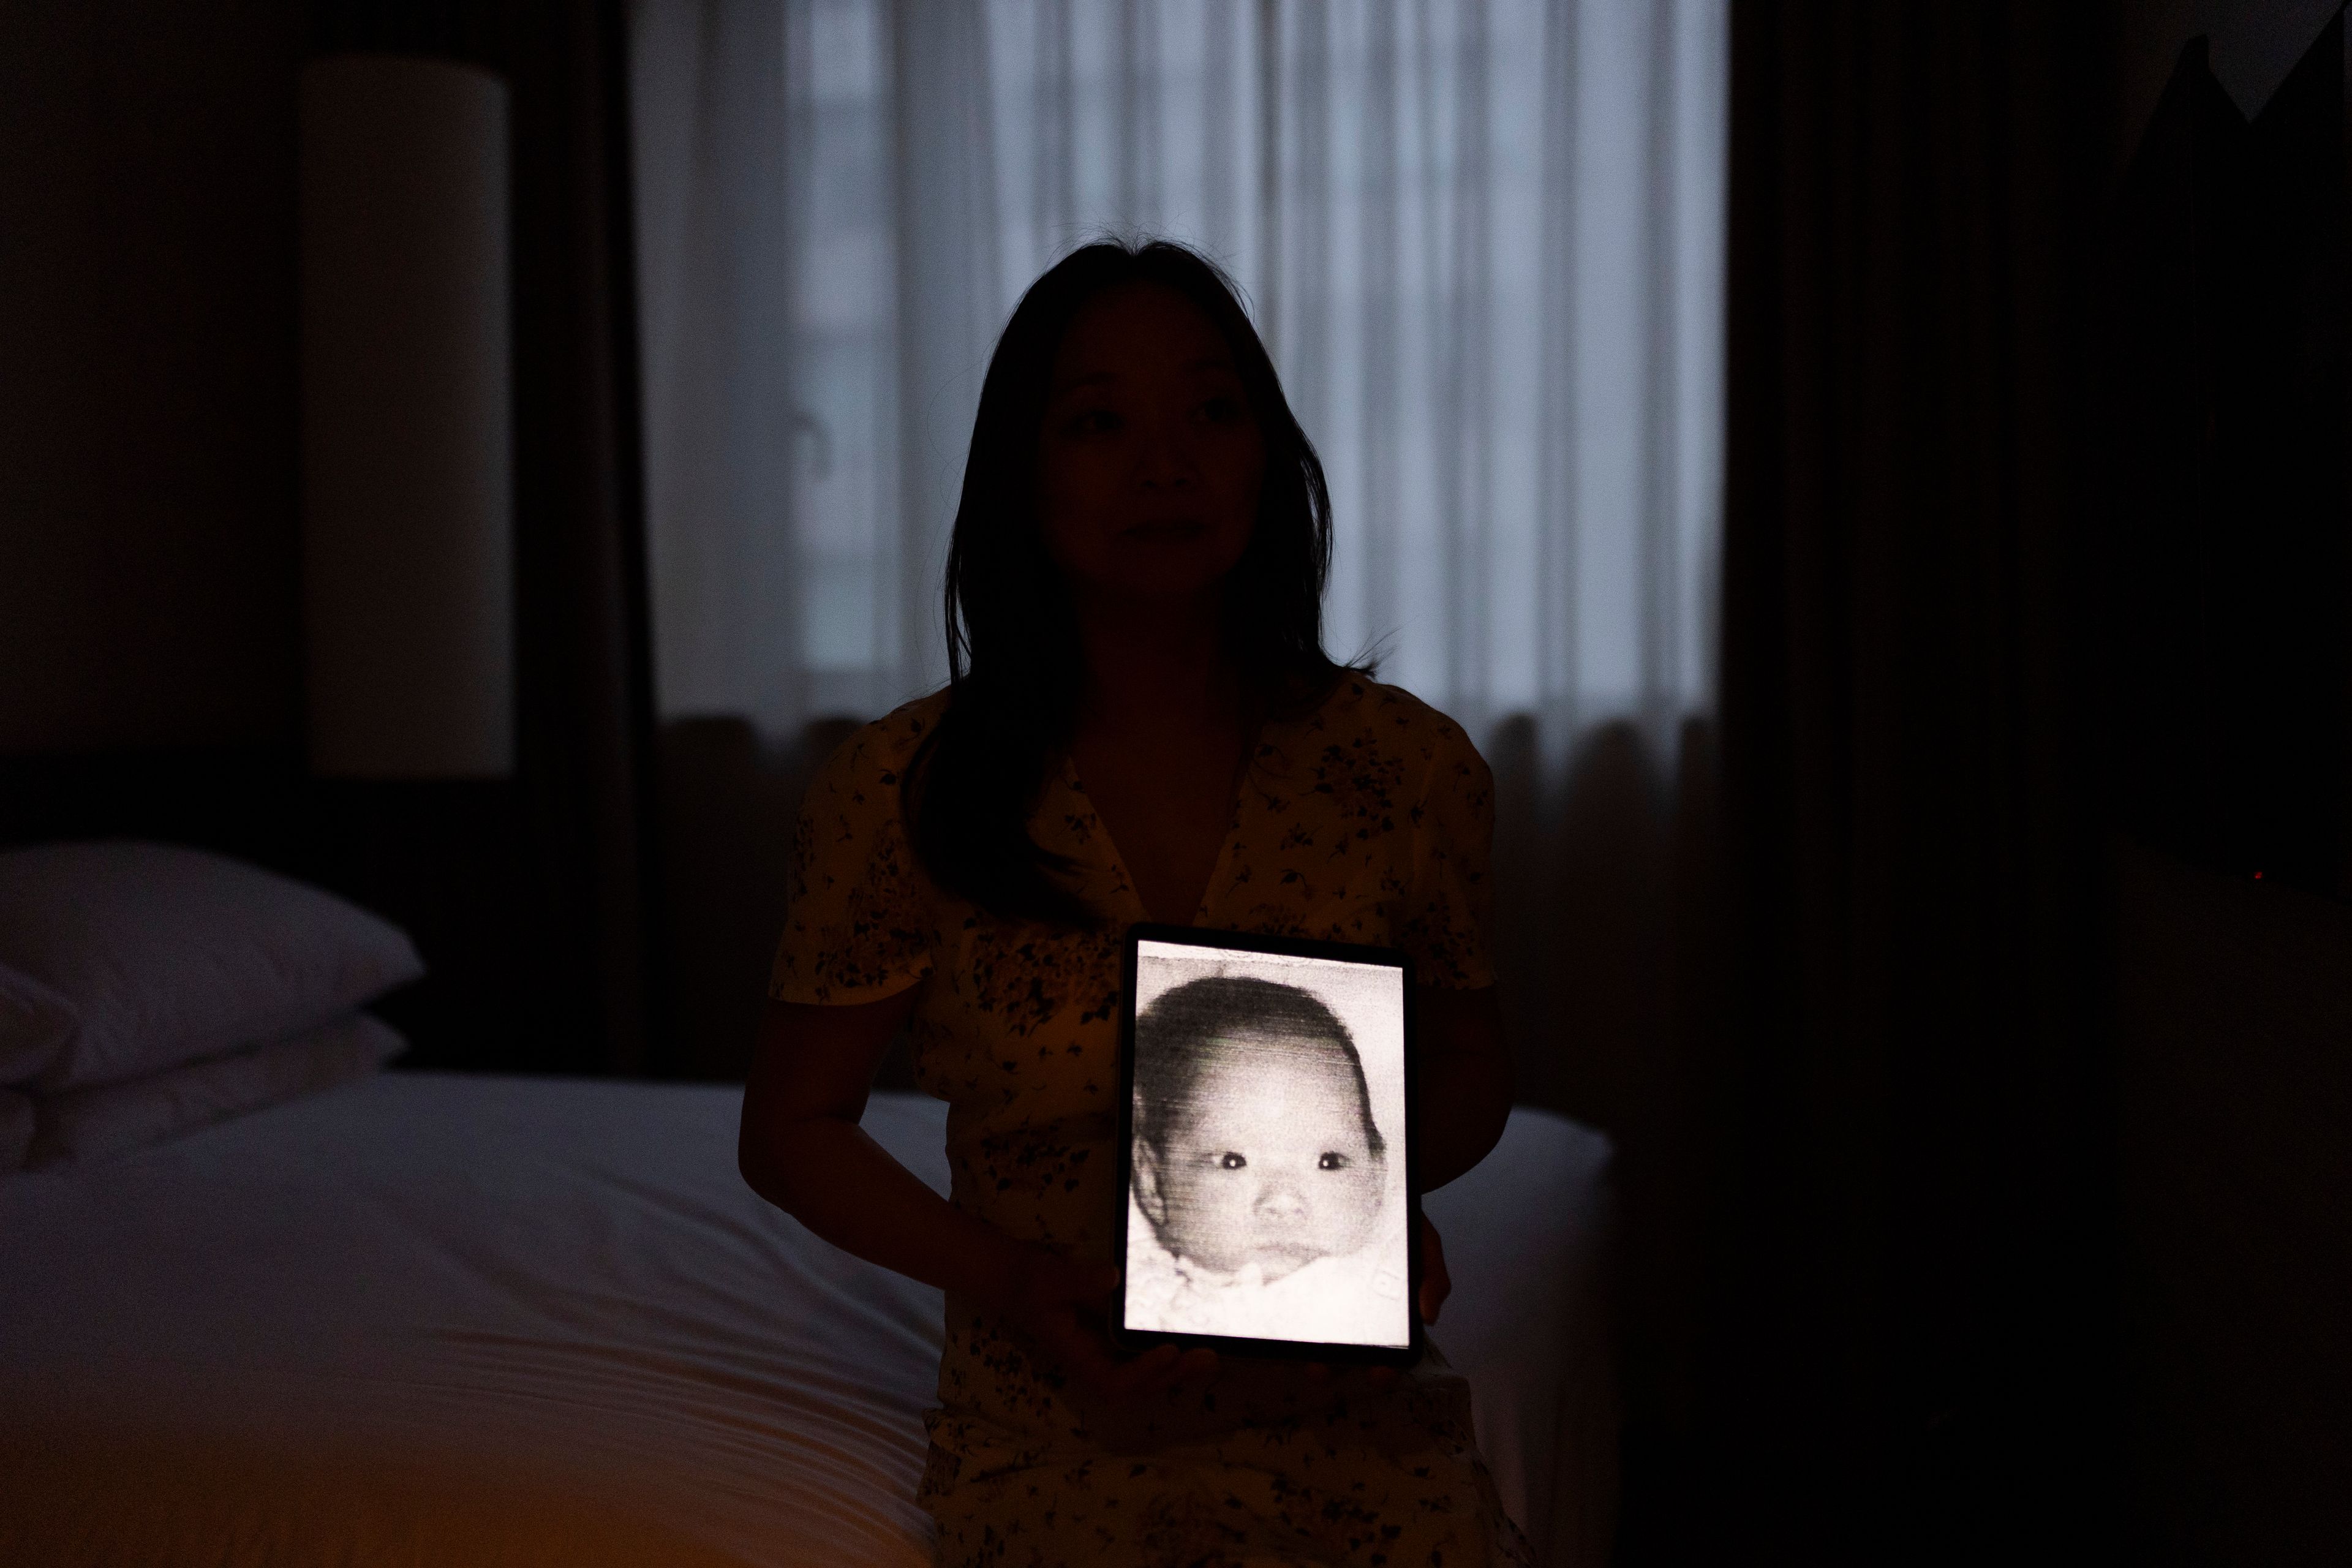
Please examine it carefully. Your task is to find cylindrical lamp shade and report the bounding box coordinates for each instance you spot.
[300,56,513,777]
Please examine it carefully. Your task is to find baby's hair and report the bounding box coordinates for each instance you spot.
[1132,974,1385,1160]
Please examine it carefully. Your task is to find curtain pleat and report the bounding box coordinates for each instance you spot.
[630,0,802,725]
[507,0,665,1079]
[889,0,1001,692]
[1254,0,1283,345]
[1536,0,1580,710]
[1638,0,1681,727]
[1708,2,2113,1556]
[1116,0,1164,224]
[317,0,663,1078]
[1035,0,1077,256]
[1201,0,1241,267]
[1280,1,1331,452]
[1357,2,1400,654]
[1442,0,1491,706]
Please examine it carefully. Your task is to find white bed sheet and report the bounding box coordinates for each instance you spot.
[0,1073,1613,1566]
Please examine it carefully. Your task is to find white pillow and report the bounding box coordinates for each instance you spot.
[0,842,424,1093]
[0,961,77,1085]
[23,1012,408,1170]
[0,1087,31,1169]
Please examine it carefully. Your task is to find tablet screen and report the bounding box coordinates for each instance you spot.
[1122,935,1413,1351]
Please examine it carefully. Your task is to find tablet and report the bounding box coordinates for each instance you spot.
[1113,924,1421,1366]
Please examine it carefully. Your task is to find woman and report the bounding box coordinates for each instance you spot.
[741,238,1529,1566]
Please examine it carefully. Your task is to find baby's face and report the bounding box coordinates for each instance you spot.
[1144,1041,1385,1283]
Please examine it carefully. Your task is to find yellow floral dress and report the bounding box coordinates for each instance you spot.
[771,676,1534,1568]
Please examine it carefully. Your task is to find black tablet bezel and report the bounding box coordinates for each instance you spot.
[1112,922,1423,1368]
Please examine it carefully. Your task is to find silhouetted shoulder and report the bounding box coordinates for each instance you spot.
[771,689,951,1006]
[812,688,952,799]
[1267,677,1493,986]
[1307,676,1490,777]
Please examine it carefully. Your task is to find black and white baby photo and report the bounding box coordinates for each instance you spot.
[1125,941,1412,1349]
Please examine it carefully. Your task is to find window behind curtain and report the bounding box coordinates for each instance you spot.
[631,0,1726,750]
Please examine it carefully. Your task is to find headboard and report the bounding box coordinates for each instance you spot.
[0,744,555,1076]
[0,744,311,865]
[0,717,876,1083]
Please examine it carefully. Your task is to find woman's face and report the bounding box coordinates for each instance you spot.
[1035,281,1267,608]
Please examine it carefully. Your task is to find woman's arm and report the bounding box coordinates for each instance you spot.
[739,993,1210,1396]
[1412,984,1513,1193]
[739,990,1018,1301]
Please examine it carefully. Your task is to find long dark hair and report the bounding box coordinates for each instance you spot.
[908,238,1351,925]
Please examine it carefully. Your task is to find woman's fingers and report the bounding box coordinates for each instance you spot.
[1072,1329,1198,1402]
[1088,1341,1215,1402]
[1107,1343,1185,1397]
[1176,1346,1219,1383]
[1417,1212,1452,1325]
[1011,1248,1234,1402]
[1047,1317,1169,1398]
[1046,1257,1117,1306]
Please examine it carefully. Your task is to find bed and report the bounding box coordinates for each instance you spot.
[1,1069,1616,1566]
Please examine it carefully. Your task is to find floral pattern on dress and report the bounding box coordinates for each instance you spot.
[772,677,1525,1568]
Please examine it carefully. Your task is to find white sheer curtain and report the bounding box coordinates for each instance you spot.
[630,0,1725,753]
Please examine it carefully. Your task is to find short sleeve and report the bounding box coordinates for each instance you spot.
[768,714,941,1006]
[1398,720,1496,989]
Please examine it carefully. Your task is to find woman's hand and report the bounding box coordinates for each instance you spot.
[990,1243,1218,1404]
[1417,1207,1453,1325]
[1302,1209,1452,1395]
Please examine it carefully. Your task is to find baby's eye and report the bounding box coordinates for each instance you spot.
[1219,1152,1247,1170]
[1068,408,1120,435]
[1317,1152,1349,1171]
[1199,394,1243,423]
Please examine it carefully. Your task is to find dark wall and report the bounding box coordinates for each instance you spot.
[0,1,307,755]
